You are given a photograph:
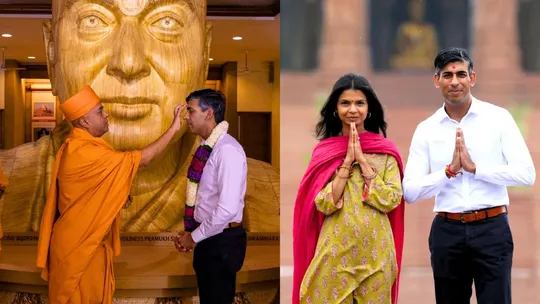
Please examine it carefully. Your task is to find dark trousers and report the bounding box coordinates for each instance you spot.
[429,212,513,304]
[193,226,247,304]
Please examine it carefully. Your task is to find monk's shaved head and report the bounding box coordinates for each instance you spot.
[71,117,82,128]
[71,103,109,137]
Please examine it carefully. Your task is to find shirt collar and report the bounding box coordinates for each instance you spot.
[435,95,480,123]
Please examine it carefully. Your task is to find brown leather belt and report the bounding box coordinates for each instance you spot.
[437,206,507,223]
[228,222,242,228]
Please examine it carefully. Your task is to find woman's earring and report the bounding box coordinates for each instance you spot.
[333,111,338,117]
[367,112,371,119]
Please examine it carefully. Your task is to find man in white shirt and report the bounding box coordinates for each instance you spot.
[173,89,248,304]
[403,47,536,304]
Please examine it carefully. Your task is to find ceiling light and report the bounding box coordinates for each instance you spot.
[2,34,12,38]
[209,58,214,61]
[28,56,36,59]
[232,36,242,41]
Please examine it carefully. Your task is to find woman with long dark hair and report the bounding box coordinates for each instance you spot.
[292,73,405,304]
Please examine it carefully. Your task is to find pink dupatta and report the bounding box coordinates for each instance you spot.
[292,131,405,304]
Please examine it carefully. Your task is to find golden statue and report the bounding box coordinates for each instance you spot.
[0,0,279,235]
[390,0,439,70]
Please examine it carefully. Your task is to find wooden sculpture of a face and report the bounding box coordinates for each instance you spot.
[45,0,212,150]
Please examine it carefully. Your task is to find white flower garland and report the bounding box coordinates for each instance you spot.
[185,121,229,208]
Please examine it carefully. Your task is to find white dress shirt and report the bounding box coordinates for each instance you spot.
[191,133,247,243]
[403,96,536,213]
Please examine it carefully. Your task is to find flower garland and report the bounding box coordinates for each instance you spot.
[184,121,229,232]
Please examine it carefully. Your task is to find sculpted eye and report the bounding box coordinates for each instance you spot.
[79,15,108,29]
[155,17,180,29]
[151,16,183,31]
[76,5,115,42]
[147,15,183,42]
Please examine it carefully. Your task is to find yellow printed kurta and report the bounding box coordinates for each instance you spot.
[300,154,403,304]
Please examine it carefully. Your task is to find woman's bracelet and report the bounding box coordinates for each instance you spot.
[335,167,352,178]
[335,172,351,179]
[361,167,378,180]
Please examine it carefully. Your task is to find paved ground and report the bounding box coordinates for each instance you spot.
[279,72,540,304]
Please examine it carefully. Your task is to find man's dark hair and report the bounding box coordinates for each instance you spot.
[185,89,226,124]
[434,47,474,75]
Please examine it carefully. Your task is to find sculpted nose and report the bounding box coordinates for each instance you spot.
[106,21,150,82]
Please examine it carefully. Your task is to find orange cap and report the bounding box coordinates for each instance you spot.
[60,85,100,121]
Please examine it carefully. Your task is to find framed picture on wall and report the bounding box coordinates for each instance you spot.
[32,122,55,142]
[32,101,56,120]
[31,91,56,121]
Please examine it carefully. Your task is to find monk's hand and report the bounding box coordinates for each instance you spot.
[171,104,187,132]
[457,128,476,174]
[123,195,133,209]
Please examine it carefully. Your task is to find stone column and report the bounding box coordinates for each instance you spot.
[220,62,238,140]
[319,0,371,82]
[471,0,522,106]
[3,59,25,149]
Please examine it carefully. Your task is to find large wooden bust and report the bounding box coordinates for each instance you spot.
[0,0,279,234]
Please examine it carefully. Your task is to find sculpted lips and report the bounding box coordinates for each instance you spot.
[100,97,159,120]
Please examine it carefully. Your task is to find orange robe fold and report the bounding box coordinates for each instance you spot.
[36,128,142,304]
[0,161,8,251]
[0,161,8,187]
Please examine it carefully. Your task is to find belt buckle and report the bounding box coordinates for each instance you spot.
[460,211,473,223]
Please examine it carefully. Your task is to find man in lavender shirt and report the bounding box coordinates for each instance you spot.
[174,89,248,304]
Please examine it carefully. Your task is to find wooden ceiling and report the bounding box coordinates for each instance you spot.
[0,0,280,17]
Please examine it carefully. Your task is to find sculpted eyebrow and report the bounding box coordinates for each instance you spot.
[77,0,196,16]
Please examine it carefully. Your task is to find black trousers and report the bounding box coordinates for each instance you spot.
[429,212,513,304]
[193,226,247,304]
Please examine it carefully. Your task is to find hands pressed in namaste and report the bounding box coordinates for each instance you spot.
[449,128,476,174]
[174,231,196,252]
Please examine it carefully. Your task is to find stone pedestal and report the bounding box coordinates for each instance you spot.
[0,291,279,304]
[0,235,279,304]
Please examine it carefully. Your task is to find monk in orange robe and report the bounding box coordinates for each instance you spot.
[36,85,186,303]
[0,161,8,251]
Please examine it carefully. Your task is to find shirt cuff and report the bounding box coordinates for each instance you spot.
[191,228,204,243]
